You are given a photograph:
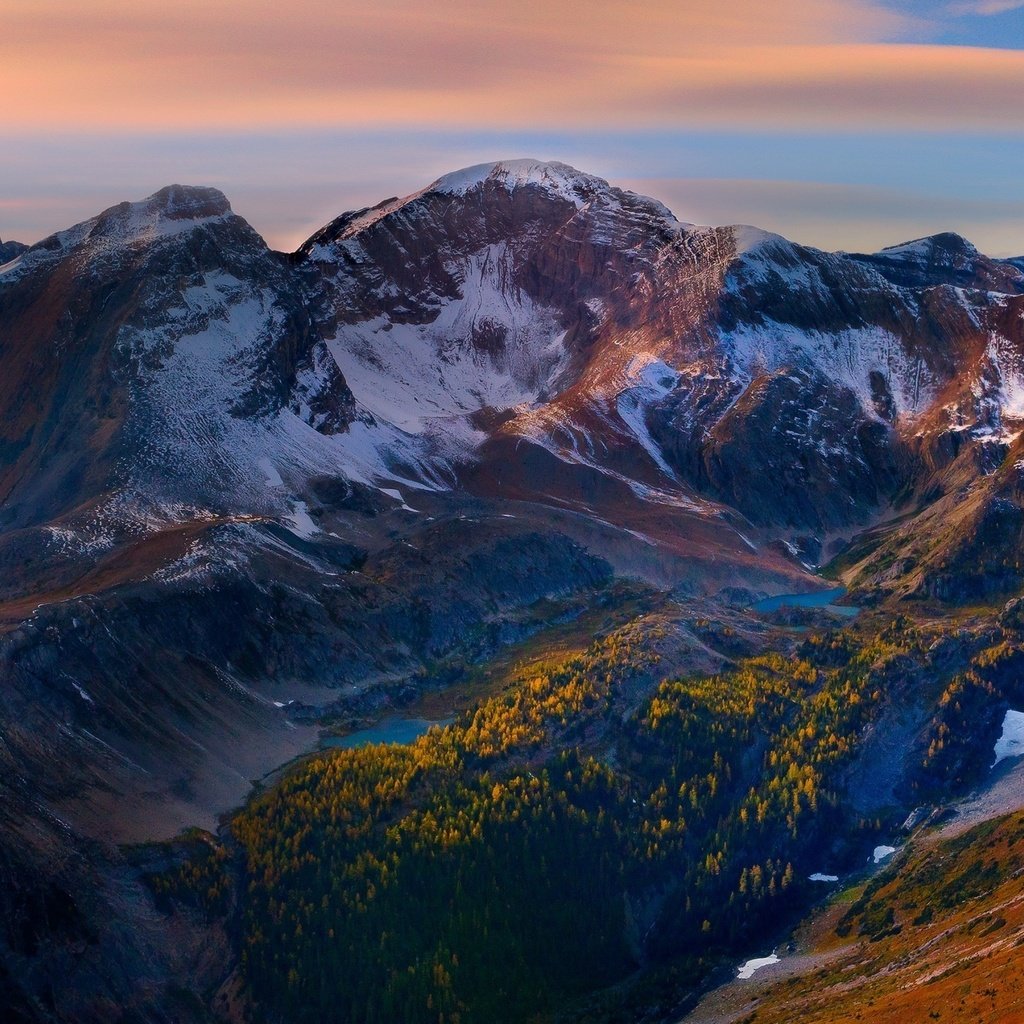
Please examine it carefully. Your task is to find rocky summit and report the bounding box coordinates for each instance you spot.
[2,161,1024,1023]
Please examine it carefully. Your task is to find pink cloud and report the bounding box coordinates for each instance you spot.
[10,0,1009,132]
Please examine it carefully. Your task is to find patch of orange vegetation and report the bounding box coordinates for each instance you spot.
[730,813,1024,1024]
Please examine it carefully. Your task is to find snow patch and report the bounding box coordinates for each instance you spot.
[615,355,681,479]
[721,322,930,421]
[985,334,1024,420]
[993,708,1024,765]
[329,245,571,433]
[379,487,420,513]
[112,267,446,516]
[285,501,318,539]
[71,681,95,705]
[259,458,284,488]
[872,845,896,864]
[731,225,785,256]
[737,954,780,979]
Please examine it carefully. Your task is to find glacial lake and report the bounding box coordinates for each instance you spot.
[322,717,453,750]
[752,586,859,617]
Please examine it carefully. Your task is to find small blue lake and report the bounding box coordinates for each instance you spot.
[322,717,453,750]
[752,587,858,618]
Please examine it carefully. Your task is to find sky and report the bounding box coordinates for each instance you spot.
[1,0,1022,255]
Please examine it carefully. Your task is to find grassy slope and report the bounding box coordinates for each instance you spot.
[704,810,1024,1024]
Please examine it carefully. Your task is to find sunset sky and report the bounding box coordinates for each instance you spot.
[2,0,1022,254]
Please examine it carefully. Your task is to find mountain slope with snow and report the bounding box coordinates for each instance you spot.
[288,161,1024,543]
[3,158,1024,1024]
[4,161,1024,600]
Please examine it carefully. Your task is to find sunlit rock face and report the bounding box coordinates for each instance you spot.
[6,161,1024,549]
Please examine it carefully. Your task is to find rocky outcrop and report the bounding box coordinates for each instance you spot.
[650,367,900,530]
[849,232,1024,293]
[0,238,27,263]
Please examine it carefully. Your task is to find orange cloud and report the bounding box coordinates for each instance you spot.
[625,44,1024,131]
[0,0,1019,131]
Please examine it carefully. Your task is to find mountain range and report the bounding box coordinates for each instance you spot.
[2,160,1024,1022]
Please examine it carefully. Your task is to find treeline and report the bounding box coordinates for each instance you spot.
[211,616,925,1023]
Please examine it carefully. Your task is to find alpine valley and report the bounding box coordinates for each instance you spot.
[3,160,1024,1024]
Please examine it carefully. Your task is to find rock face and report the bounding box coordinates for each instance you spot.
[4,160,1024,818]
[0,238,27,263]
[2,159,1024,1019]
[649,367,900,530]
[5,162,1024,556]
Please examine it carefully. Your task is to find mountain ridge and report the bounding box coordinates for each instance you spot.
[1,159,1024,1023]
[4,160,1024,594]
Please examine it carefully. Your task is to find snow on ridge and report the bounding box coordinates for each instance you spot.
[1,191,234,282]
[874,232,977,261]
[311,160,614,249]
[44,494,221,561]
[426,159,682,232]
[0,252,27,280]
[427,159,608,204]
[80,190,233,254]
[328,191,434,243]
[730,224,788,257]
[721,322,931,421]
[320,159,681,247]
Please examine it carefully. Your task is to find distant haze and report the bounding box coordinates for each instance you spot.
[1,0,1022,255]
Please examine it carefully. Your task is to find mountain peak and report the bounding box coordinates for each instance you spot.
[94,184,233,239]
[845,229,1022,291]
[875,231,979,261]
[28,185,236,258]
[0,186,245,288]
[301,159,680,253]
[425,159,609,203]
[144,184,232,220]
[0,238,28,263]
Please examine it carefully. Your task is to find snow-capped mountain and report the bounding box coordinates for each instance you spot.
[296,159,1024,542]
[3,158,1024,1021]
[2,158,1024,619]
[4,160,1024,600]
[0,185,355,540]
